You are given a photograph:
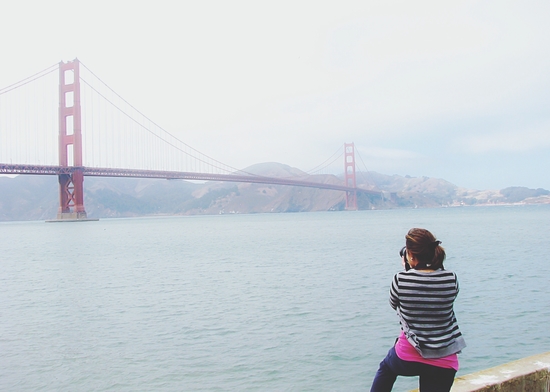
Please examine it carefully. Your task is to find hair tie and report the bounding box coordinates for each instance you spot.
[432,240,441,248]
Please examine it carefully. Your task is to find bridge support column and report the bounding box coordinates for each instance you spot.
[56,59,88,221]
[57,171,87,220]
[344,143,358,211]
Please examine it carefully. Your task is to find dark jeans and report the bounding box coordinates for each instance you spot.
[370,347,456,392]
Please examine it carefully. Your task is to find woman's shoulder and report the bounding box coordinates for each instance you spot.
[397,269,457,279]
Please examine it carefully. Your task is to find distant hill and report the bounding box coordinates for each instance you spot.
[0,162,549,221]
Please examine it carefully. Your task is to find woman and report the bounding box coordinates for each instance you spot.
[370,228,466,392]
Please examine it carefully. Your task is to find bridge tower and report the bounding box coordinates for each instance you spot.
[56,59,88,220]
[344,142,358,210]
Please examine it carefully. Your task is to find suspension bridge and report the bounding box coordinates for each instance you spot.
[0,59,379,221]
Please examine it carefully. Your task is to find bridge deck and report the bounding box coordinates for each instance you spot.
[0,163,381,195]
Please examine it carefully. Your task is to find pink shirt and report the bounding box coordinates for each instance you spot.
[394,332,459,371]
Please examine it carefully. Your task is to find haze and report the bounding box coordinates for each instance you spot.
[1,1,549,190]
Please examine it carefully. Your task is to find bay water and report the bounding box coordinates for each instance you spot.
[1,205,549,391]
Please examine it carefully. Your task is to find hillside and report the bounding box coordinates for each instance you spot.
[0,163,549,221]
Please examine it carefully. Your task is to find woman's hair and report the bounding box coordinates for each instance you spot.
[405,228,446,270]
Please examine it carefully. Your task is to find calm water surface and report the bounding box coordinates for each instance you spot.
[1,205,549,391]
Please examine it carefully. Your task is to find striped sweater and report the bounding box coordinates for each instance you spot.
[390,268,466,359]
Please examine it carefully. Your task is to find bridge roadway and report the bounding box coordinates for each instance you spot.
[0,163,381,195]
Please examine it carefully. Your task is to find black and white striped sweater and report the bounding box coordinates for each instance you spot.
[390,268,466,359]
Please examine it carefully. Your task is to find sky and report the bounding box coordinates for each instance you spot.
[1,1,549,190]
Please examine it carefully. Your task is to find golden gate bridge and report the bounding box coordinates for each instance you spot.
[0,59,380,221]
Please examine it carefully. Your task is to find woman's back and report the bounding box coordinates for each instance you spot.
[390,269,465,359]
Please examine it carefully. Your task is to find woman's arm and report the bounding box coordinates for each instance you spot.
[389,273,400,310]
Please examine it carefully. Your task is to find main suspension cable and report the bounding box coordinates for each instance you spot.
[354,147,372,185]
[305,145,343,174]
[80,61,258,176]
[0,64,58,96]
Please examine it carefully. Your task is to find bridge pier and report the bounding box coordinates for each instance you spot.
[344,143,358,210]
[53,59,92,221]
[56,171,88,220]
